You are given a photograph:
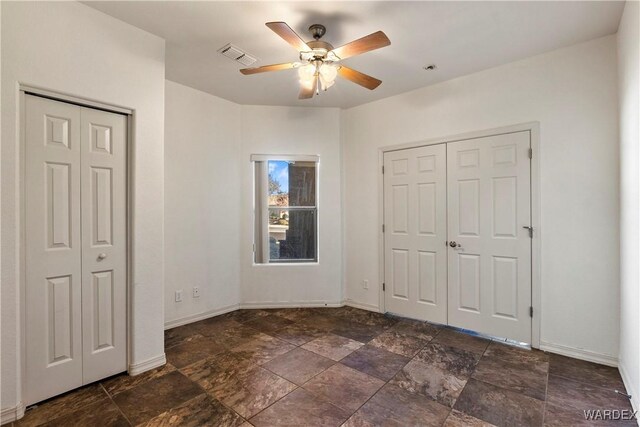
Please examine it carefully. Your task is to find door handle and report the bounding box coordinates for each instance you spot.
[448,241,461,248]
[97,253,107,261]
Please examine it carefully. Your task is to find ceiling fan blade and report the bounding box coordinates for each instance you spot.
[338,66,382,90]
[240,62,298,75]
[299,77,317,99]
[266,22,311,52]
[330,31,390,60]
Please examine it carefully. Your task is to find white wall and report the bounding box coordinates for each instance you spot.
[163,98,343,321]
[1,1,165,418]
[240,106,343,307]
[343,35,620,362]
[617,0,640,412]
[164,81,242,326]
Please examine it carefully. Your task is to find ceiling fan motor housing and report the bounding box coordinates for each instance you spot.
[303,25,334,61]
[307,40,333,55]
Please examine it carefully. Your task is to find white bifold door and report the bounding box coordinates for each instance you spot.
[384,131,532,344]
[25,95,127,405]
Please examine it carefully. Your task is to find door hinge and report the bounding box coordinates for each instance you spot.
[523,226,533,238]
[528,148,533,159]
[382,224,385,233]
[382,283,386,292]
[529,306,533,317]
[382,165,385,174]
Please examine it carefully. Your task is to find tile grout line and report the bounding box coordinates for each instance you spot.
[247,310,394,423]
[19,382,114,427]
[542,360,550,426]
[164,328,256,426]
[227,309,337,423]
[547,371,626,393]
[246,381,301,423]
[244,326,321,422]
[247,316,345,422]
[175,359,259,424]
[334,323,448,425]
[432,328,458,425]
[100,382,134,427]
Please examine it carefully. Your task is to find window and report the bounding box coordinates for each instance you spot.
[253,155,318,263]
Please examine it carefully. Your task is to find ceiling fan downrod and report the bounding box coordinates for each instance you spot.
[308,24,326,40]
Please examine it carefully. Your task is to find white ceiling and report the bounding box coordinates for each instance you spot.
[85,1,624,108]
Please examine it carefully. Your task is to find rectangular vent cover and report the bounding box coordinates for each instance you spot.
[218,43,257,66]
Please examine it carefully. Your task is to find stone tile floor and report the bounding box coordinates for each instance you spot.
[14,307,635,426]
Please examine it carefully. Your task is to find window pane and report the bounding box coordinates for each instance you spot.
[268,160,316,207]
[269,208,316,262]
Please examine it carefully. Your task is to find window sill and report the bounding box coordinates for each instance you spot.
[252,262,319,267]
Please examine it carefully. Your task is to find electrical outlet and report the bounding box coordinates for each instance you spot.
[362,279,369,290]
[193,287,200,298]
[175,290,183,302]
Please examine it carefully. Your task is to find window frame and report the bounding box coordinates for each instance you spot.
[252,154,320,265]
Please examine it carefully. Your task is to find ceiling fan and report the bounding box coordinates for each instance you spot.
[240,22,390,99]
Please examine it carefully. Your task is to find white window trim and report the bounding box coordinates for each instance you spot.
[252,155,320,265]
[251,154,319,162]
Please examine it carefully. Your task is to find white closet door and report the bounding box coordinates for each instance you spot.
[25,96,127,405]
[80,107,127,383]
[384,144,447,323]
[25,95,83,404]
[446,132,531,343]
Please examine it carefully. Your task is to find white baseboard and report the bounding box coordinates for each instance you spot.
[128,353,166,376]
[240,300,344,309]
[164,301,345,330]
[164,304,240,330]
[1,402,24,425]
[344,300,381,313]
[540,341,618,367]
[619,360,640,422]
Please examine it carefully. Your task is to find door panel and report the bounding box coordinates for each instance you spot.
[391,185,409,233]
[384,144,447,323]
[417,183,436,234]
[447,132,531,343]
[81,107,127,384]
[91,167,113,246]
[25,96,83,404]
[391,249,409,299]
[47,275,74,362]
[417,251,437,303]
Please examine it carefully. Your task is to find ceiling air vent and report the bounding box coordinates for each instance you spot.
[218,43,257,67]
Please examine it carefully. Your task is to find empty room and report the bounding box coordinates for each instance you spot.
[1,0,639,426]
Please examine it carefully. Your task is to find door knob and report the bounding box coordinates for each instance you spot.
[449,241,461,248]
[97,253,107,261]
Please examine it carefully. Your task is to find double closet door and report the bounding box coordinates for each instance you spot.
[25,95,127,405]
[384,131,532,343]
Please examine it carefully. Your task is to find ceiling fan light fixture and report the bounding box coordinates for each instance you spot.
[300,78,315,90]
[319,63,338,83]
[319,74,335,91]
[298,63,316,81]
